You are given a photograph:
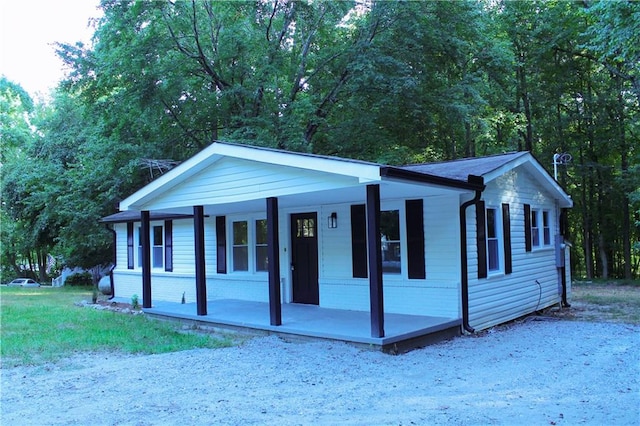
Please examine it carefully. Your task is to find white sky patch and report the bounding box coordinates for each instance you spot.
[0,0,102,101]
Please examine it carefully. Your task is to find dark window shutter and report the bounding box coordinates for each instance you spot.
[502,203,512,274]
[127,222,134,269]
[524,204,532,252]
[476,200,487,279]
[351,204,368,278]
[406,199,426,279]
[164,220,173,272]
[216,216,227,274]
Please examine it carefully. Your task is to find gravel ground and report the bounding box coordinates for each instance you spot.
[1,319,638,425]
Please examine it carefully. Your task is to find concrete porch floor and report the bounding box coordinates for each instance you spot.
[132,298,461,353]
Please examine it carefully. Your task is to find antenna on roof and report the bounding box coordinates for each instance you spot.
[553,153,572,181]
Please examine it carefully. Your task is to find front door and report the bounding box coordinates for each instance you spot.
[290,212,319,305]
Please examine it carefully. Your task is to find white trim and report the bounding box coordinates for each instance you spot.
[482,153,573,208]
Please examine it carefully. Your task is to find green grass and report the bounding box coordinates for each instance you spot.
[0,286,233,367]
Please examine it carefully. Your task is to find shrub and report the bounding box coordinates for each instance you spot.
[65,272,93,286]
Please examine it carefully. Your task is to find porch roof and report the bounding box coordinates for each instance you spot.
[118,141,484,214]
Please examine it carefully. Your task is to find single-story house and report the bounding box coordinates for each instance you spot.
[101,141,572,351]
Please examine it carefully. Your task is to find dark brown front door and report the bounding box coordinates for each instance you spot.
[291,212,319,305]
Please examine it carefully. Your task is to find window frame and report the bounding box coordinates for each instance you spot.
[135,221,172,272]
[485,206,503,274]
[530,208,553,250]
[228,214,268,274]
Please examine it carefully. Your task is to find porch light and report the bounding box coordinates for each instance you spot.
[328,212,338,229]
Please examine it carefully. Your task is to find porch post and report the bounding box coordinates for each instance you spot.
[194,205,208,316]
[366,184,384,338]
[267,197,282,326]
[141,210,152,308]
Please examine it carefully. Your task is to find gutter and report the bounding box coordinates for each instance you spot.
[380,167,485,191]
[459,175,485,333]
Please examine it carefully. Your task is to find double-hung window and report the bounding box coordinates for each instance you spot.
[232,221,249,271]
[134,221,172,271]
[350,199,425,279]
[230,218,268,273]
[486,207,500,272]
[477,202,512,278]
[380,210,401,274]
[526,206,552,250]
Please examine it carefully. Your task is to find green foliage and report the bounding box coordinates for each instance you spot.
[1,1,637,279]
[65,272,93,287]
[131,294,140,310]
[0,286,232,367]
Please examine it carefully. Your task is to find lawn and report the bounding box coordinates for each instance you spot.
[0,286,232,367]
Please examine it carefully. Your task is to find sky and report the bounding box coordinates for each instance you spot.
[0,0,102,100]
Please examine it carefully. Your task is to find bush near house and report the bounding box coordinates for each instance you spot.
[64,272,93,286]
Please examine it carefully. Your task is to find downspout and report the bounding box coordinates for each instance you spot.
[459,175,485,334]
[105,224,117,300]
[559,208,571,307]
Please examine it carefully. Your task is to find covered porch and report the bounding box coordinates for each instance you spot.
[137,298,461,353]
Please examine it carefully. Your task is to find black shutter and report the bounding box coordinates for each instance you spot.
[351,204,368,278]
[502,203,512,274]
[524,204,532,252]
[216,216,227,274]
[164,220,173,272]
[406,199,426,279]
[127,222,134,269]
[476,200,487,279]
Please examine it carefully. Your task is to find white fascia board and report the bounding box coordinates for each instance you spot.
[483,153,573,208]
[217,143,382,181]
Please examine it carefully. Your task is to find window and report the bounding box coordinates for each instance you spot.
[255,219,268,272]
[477,201,512,278]
[531,209,540,247]
[136,221,172,271]
[152,226,163,268]
[528,207,552,249]
[138,227,143,268]
[486,208,500,271]
[543,211,551,245]
[232,221,248,271]
[380,210,401,274]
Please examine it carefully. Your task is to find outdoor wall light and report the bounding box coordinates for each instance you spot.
[328,212,338,229]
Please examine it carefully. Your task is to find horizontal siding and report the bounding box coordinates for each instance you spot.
[468,167,563,330]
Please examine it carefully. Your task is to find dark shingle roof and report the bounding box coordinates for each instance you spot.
[401,151,528,181]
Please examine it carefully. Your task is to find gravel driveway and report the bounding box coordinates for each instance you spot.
[2,319,638,425]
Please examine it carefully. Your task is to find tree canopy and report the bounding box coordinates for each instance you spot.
[1,0,638,281]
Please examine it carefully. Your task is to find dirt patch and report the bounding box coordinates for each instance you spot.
[547,284,640,324]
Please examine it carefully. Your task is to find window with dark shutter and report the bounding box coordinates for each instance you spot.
[127,222,134,269]
[406,199,426,279]
[216,216,227,274]
[476,201,488,279]
[502,203,512,274]
[351,204,368,278]
[524,204,532,252]
[164,220,173,272]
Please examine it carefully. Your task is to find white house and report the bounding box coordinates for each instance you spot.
[101,142,572,349]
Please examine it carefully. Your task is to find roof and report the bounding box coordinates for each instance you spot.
[401,152,528,181]
[114,142,572,213]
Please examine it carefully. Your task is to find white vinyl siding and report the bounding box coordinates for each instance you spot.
[467,168,561,331]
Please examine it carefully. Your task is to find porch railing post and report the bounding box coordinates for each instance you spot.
[267,197,282,326]
[194,205,208,316]
[141,210,152,308]
[366,184,384,338]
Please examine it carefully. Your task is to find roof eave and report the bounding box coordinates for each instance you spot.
[381,167,485,191]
